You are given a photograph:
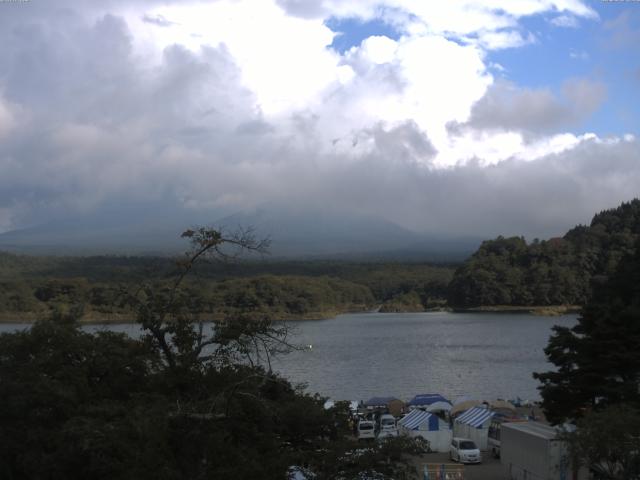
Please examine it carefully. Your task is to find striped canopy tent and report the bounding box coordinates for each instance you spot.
[455,407,495,428]
[453,406,496,450]
[450,399,482,417]
[399,409,440,431]
[398,408,452,452]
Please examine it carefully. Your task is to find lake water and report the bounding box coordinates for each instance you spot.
[0,311,576,403]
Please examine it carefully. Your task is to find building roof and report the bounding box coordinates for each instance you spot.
[407,393,450,406]
[455,407,495,428]
[501,421,560,440]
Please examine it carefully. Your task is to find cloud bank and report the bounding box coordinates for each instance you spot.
[0,0,637,241]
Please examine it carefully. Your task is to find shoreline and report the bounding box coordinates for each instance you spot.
[0,304,580,324]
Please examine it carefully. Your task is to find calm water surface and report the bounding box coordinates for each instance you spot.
[0,312,576,403]
[272,312,576,402]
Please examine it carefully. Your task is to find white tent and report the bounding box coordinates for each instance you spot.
[426,401,452,413]
[398,409,452,453]
[453,406,495,450]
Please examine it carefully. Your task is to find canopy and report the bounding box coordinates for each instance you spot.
[426,401,453,413]
[398,409,440,431]
[455,407,495,428]
[489,399,516,412]
[450,400,482,416]
[407,393,450,407]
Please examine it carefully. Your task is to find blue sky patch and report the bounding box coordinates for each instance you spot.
[487,5,639,136]
[325,16,402,53]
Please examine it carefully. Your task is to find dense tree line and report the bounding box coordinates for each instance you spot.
[0,252,453,320]
[448,199,640,307]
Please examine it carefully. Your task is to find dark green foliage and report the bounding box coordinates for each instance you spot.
[560,405,640,480]
[0,251,453,319]
[534,239,640,424]
[0,228,423,479]
[449,199,640,307]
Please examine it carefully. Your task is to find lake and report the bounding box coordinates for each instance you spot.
[273,312,577,402]
[0,311,576,403]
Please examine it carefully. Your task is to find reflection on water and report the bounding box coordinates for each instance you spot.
[0,311,576,402]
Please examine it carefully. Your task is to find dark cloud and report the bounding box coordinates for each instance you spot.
[448,79,606,135]
[142,13,178,27]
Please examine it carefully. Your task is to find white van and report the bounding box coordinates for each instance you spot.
[357,420,376,440]
[377,414,398,438]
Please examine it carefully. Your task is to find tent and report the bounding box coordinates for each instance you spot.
[489,399,516,414]
[398,409,452,452]
[450,399,482,417]
[407,393,451,409]
[364,396,405,417]
[426,401,452,413]
[453,406,495,450]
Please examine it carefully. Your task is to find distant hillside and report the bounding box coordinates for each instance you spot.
[0,204,478,261]
[448,199,640,307]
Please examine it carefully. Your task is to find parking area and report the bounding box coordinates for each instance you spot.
[410,452,504,480]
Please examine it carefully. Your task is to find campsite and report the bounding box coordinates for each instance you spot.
[344,394,586,480]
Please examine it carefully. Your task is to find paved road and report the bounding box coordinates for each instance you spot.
[412,452,504,480]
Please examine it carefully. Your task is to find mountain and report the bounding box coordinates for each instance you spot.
[0,204,479,260]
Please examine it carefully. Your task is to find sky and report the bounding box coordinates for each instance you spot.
[0,0,639,241]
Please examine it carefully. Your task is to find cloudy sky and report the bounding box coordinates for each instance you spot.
[0,0,639,240]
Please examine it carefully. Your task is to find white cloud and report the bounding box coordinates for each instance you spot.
[550,14,579,28]
[1,0,633,241]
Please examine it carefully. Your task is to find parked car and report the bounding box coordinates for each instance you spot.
[450,437,482,464]
[357,420,376,440]
[377,414,398,438]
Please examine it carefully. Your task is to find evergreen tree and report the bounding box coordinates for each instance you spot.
[534,240,640,424]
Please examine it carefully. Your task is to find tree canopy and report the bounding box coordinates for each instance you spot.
[448,199,640,307]
[534,238,640,424]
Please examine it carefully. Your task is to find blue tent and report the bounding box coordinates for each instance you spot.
[398,409,440,431]
[455,406,495,428]
[407,393,450,407]
[364,396,399,407]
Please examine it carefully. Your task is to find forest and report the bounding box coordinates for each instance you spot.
[1,198,639,321]
[447,199,640,307]
[0,252,454,322]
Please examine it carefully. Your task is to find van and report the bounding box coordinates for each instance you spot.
[357,420,376,440]
[450,437,481,464]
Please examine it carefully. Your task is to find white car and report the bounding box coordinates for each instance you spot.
[377,414,398,438]
[450,437,482,464]
[357,420,376,440]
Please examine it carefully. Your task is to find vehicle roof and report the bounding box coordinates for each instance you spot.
[501,422,559,440]
[452,437,475,442]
